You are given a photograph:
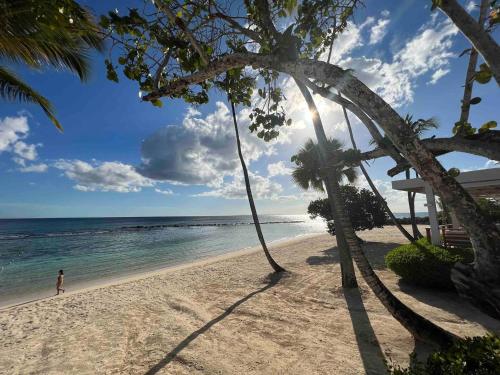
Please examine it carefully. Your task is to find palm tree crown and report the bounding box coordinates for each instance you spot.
[0,0,104,130]
[291,138,358,192]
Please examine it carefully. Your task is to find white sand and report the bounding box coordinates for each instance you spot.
[1,227,498,374]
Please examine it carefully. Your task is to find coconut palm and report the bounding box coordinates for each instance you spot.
[228,96,285,273]
[291,138,358,191]
[294,80,358,288]
[0,0,104,130]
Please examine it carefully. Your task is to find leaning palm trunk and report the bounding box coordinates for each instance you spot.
[295,78,357,288]
[330,178,458,347]
[405,169,423,239]
[299,81,457,347]
[341,101,415,242]
[228,97,285,273]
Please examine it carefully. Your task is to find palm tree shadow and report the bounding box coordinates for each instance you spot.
[343,287,387,375]
[144,272,285,375]
[306,246,339,265]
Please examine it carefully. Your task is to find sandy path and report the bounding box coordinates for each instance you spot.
[1,227,498,374]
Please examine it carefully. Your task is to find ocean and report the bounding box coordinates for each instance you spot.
[0,215,326,306]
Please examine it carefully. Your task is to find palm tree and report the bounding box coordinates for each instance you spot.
[228,96,285,273]
[291,138,358,192]
[295,79,358,289]
[340,101,415,242]
[293,89,457,347]
[0,0,104,130]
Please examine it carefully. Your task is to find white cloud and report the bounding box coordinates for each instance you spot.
[19,163,48,173]
[195,172,284,200]
[155,188,173,195]
[0,115,47,172]
[428,68,450,85]
[13,141,38,160]
[267,161,293,177]
[484,160,499,169]
[54,160,154,193]
[138,102,279,187]
[369,13,390,45]
[465,1,476,12]
[0,115,29,152]
[333,17,458,106]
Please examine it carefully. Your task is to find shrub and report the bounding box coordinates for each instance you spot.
[387,335,500,375]
[385,238,473,289]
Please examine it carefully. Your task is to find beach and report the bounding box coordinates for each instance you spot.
[1,226,498,374]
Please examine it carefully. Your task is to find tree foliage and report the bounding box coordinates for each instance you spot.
[308,185,388,235]
[388,334,500,375]
[291,138,359,191]
[100,0,361,140]
[0,0,104,130]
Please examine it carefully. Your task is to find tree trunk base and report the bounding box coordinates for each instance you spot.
[451,262,500,319]
[341,264,358,288]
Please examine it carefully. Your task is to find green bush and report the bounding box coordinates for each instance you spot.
[385,238,473,289]
[387,335,500,375]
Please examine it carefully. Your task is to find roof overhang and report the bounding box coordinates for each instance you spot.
[392,167,500,198]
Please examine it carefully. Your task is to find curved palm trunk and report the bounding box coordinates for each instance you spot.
[405,169,423,239]
[295,78,357,288]
[229,98,285,273]
[341,101,415,242]
[330,178,458,347]
[297,80,457,347]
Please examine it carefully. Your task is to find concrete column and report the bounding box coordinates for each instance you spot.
[425,184,440,245]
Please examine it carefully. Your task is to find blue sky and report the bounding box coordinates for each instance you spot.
[0,0,498,218]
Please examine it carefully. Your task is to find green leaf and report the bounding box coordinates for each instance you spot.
[475,63,493,84]
[151,99,163,107]
[479,121,497,133]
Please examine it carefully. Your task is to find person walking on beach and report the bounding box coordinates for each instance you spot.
[56,270,65,295]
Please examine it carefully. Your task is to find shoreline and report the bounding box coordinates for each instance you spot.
[0,232,323,310]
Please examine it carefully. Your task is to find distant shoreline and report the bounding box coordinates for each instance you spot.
[0,232,321,310]
[0,212,428,220]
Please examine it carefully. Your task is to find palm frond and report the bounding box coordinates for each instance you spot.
[0,66,62,131]
[342,167,358,184]
[292,137,355,191]
[0,0,104,81]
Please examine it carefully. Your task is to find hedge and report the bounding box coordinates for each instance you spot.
[385,238,473,289]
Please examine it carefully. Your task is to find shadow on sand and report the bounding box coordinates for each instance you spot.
[144,272,285,375]
[343,286,388,374]
[306,246,339,266]
[307,244,388,374]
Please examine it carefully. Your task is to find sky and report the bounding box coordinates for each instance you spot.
[0,0,498,218]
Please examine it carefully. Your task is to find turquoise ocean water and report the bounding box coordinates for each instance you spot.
[0,215,326,306]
